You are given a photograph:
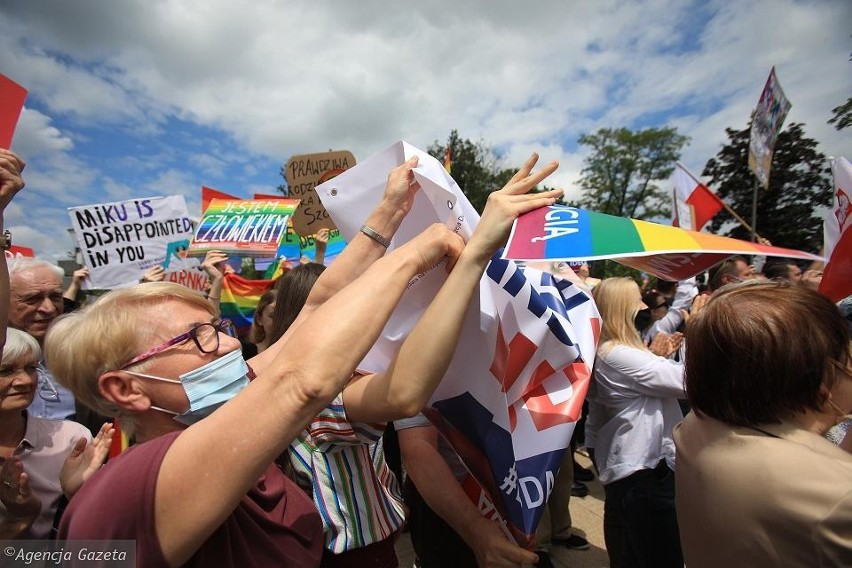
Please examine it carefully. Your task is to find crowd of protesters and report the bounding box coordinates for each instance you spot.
[0,144,849,568]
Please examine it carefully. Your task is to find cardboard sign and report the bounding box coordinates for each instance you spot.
[68,195,196,288]
[188,198,299,258]
[285,150,355,236]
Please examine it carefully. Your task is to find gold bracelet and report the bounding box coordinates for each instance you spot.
[359,224,390,248]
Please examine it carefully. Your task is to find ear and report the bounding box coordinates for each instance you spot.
[98,371,152,413]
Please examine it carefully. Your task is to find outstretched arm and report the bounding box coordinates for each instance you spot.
[344,153,561,422]
[0,149,25,359]
[256,157,422,368]
[153,223,464,566]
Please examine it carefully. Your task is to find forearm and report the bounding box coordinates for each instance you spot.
[401,430,488,545]
[307,200,406,307]
[349,248,489,421]
[63,282,82,302]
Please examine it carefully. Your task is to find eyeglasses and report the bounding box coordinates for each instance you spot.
[120,319,237,369]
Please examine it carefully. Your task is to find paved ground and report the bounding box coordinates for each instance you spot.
[395,451,610,567]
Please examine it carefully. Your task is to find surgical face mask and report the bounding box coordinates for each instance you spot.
[127,349,250,425]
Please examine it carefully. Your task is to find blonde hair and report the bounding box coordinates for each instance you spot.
[592,277,647,354]
[45,282,214,420]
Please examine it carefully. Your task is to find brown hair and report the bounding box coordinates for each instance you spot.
[685,281,850,426]
[267,263,326,346]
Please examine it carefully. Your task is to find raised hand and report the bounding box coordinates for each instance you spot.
[393,223,465,275]
[60,423,115,498]
[141,265,165,283]
[201,250,229,280]
[381,155,421,217]
[468,153,561,260]
[0,148,25,213]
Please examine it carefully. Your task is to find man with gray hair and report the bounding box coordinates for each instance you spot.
[8,257,76,419]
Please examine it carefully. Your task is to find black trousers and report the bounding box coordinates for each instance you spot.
[603,460,683,568]
[403,478,478,567]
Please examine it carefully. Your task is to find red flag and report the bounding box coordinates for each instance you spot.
[672,163,724,231]
[0,74,27,149]
[201,186,239,214]
[819,157,852,301]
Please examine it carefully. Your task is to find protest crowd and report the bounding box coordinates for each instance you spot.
[0,127,850,568]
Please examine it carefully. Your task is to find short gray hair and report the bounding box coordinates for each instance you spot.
[8,258,64,279]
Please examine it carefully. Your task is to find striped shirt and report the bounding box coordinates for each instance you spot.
[289,394,407,554]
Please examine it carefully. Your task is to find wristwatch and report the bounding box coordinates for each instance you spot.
[0,230,10,251]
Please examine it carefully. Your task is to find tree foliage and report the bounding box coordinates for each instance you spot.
[573,127,689,219]
[829,96,852,131]
[428,130,514,213]
[702,122,831,252]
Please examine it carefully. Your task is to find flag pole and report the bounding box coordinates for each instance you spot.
[677,162,762,238]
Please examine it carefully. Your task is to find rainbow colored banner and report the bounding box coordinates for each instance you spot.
[220,272,278,335]
[505,206,822,281]
[189,198,299,258]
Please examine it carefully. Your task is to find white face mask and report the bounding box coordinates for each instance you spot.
[127,349,250,425]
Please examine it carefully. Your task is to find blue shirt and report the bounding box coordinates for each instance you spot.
[28,364,76,420]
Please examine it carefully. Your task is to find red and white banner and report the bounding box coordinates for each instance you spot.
[819,157,852,301]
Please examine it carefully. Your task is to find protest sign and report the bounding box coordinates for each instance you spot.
[188,198,299,258]
[748,67,791,189]
[285,150,355,236]
[504,205,822,281]
[0,73,27,149]
[68,195,195,288]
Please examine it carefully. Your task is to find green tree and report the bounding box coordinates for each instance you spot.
[428,130,510,213]
[574,127,689,219]
[702,122,831,252]
[828,96,852,130]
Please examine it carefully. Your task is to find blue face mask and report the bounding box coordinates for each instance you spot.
[127,349,250,425]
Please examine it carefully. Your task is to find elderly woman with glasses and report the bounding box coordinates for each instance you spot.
[675,282,852,567]
[0,329,112,539]
[47,155,560,567]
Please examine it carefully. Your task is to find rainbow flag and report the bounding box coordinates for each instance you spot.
[505,206,822,281]
[220,272,278,335]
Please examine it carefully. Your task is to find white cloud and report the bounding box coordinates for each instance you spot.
[0,0,849,260]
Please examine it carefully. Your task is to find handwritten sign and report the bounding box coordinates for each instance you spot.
[188,198,299,258]
[285,150,355,236]
[67,195,195,289]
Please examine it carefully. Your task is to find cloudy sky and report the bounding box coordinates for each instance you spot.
[1,0,850,260]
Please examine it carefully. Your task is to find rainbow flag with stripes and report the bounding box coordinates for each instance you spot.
[220,272,279,335]
[505,206,822,281]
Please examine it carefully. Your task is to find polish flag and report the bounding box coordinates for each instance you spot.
[819,157,852,302]
[672,163,725,231]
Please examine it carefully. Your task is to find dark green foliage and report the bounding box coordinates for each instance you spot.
[702,123,831,252]
[575,127,689,219]
[428,130,507,214]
